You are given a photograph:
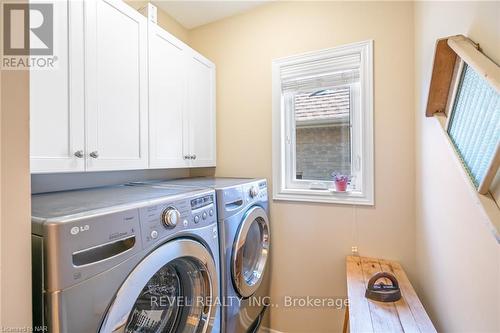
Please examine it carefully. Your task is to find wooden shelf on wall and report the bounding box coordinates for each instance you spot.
[425,35,483,117]
[425,37,459,117]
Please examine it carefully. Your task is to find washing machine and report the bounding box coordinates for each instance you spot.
[135,178,271,333]
[31,183,221,333]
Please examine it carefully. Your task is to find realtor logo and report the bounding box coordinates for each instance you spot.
[3,3,53,55]
[2,3,56,69]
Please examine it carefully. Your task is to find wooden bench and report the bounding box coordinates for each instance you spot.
[344,256,437,333]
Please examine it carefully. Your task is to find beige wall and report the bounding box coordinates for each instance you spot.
[414,2,500,332]
[0,68,32,327]
[0,0,32,327]
[189,2,415,331]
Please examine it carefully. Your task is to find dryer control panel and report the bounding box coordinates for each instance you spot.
[139,191,216,249]
[217,179,269,220]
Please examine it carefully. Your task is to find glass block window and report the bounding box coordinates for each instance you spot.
[447,64,500,188]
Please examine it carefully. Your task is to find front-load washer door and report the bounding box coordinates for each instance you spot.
[99,239,218,333]
[231,206,270,298]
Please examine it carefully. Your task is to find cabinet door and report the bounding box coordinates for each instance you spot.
[84,0,148,171]
[187,52,216,167]
[148,23,189,169]
[30,0,85,173]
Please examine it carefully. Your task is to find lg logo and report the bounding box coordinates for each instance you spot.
[3,3,53,56]
[70,225,90,236]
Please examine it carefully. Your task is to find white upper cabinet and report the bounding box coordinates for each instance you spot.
[187,52,216,167]
[148,23,189,169]
[84,0,148,171]
[30,0,85,173]
[148,24,216,169]
[30,0,215,173]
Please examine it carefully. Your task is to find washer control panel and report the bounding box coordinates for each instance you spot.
[191,194,215,225]
[243,180,268,204]
[139,191,216,248]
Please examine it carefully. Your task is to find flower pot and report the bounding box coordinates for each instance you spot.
[335,180,348,192]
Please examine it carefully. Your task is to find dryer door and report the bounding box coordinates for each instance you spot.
[232,206,270,298]
[100,239,218,333]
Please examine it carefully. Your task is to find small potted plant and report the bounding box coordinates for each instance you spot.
[331,172,351,192]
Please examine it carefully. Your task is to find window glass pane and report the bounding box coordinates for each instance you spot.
[294,87,351,181]
[448,64,500,187]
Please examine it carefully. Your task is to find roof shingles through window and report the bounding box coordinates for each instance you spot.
[294,87,350,125]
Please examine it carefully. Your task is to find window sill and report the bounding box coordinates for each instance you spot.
[434,114,500,243]
[273,188,374,206]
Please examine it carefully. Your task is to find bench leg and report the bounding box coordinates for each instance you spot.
[342,305,349,333]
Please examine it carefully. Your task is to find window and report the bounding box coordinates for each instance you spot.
[272,40,374,205]
[447,63,500,192]
[426,35,500,196]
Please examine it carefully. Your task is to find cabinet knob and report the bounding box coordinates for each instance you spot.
[192,154,196,160]
[89,151,99,158]
[74,150,84,158]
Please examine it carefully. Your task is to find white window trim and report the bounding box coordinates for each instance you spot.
[272,40,374,205]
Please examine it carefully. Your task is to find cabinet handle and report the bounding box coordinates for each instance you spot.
[89,151,99,158]
[74,150,84,158]
[192,154,196,160]
[184,155,189,160]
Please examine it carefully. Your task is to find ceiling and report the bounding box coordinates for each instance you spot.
[153,1,268,29]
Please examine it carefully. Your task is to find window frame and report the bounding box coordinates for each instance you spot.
[285,83,361,190]
[272,40,374,205]
[427,35,500,196]
[444,59,499,192]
